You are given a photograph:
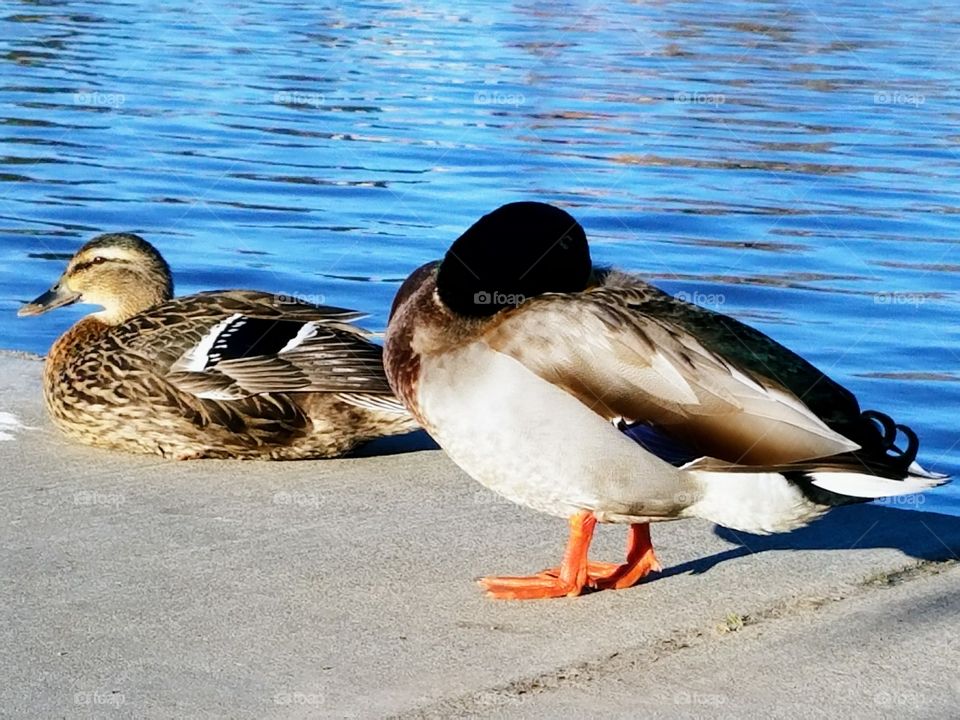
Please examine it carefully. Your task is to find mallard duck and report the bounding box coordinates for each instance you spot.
[384,201,948,600]
[18,232,417,459]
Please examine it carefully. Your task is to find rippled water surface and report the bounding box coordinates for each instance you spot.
[2,0,959,513]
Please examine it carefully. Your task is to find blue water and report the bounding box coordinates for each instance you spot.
[1,0,959,514]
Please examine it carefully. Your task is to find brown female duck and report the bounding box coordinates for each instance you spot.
[19,233,416,459]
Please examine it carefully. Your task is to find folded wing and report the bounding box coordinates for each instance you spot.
[116,290,401,410]
[483,280,861,465]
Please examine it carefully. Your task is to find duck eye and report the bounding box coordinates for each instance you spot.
[91,256,106,265]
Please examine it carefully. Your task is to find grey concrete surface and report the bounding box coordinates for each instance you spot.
[1,352,958,719]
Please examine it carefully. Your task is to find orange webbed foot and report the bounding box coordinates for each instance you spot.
[478,574,586,600]
[479,517,661,600]
[538,561,622,582]
[481,510,597,601]
[591,523,661,591]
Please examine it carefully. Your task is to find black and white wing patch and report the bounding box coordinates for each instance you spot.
[167,314,392,400]
[182,314,319,370]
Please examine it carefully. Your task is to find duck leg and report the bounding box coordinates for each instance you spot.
[479,510,597,600]
[539,522,661,590]
[590,523,662,591]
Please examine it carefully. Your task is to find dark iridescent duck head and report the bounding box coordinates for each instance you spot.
[19,233,173,325]
[390,202,593,325]
[434,201,593,318]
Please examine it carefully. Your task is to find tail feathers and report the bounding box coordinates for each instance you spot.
[800,467,948,501]
[780,451,949,506]
[907,460,949,481]
[682,455,950,535]
[859,409,920,471]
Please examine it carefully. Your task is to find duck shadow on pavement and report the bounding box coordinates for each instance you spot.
[662,503,960,579]
[350,429,439,458]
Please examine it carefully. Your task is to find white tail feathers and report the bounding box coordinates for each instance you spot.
[907,460,949,481]
[809,466,948,499]
[682,461,949,535]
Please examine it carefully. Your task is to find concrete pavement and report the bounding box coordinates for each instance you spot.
[1,352,958,719]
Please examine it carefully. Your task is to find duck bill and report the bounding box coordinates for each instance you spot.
[17,283,81,317]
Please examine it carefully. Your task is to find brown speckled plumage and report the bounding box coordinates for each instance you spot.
[22,233,416,459]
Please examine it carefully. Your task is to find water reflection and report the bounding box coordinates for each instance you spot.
[0,0,959,510]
